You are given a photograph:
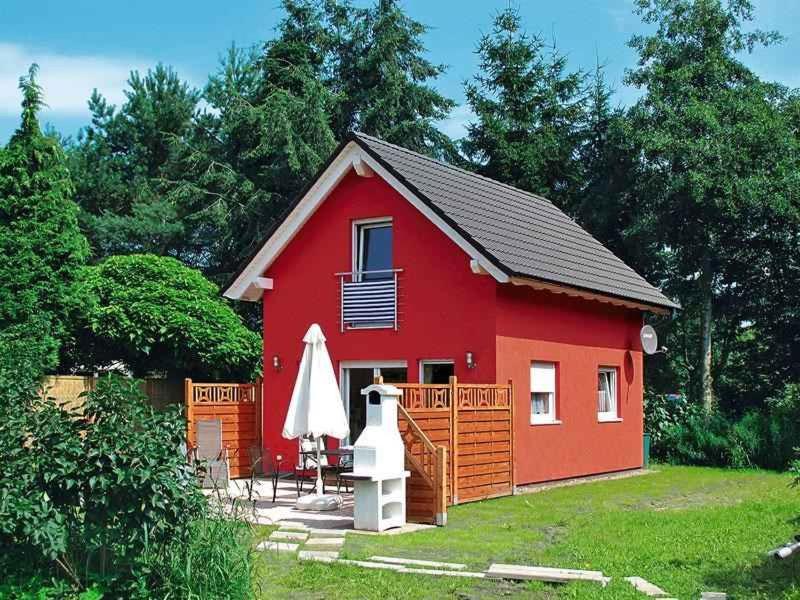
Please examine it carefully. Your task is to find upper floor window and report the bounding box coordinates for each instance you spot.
[355,219,392,281]
[531,362,557,424]
[597,367,619,421]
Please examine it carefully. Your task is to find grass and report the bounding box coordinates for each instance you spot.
[254,465,800,599]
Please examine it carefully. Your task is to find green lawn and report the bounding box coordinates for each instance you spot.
[254,466,800,599]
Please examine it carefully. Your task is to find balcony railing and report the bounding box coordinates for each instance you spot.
[336,269,402,331]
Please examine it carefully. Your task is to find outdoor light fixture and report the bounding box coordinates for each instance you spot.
[272,354,282,371]
[466,351,476,369]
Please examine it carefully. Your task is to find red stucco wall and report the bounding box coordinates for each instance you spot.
[258,167,646,485]
[260,170,497,460]
[495,283,644,485]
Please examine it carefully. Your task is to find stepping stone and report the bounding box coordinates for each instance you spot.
[398,567,485,578]
[308,528,349,538]
[269,530,308,542]
[625,576,669,597]
[370,556,467,570]
[701,594,727,600]
[335,559,403,571]
[305,537,345,548]
[278,521,309,531]
[299,550,339,562]
[487,564,610,586]
[256,541,299,553]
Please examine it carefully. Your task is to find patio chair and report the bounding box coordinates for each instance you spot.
[295,435,339,496]
[335,450,354,494]
[248,446,293,503]
[192,418,229,490]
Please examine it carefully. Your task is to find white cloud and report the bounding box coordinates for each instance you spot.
[437,104,475,141]
[0,43,152,117]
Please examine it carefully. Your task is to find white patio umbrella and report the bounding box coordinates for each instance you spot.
[282,324,349,505]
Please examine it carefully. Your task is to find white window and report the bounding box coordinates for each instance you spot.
[354,219,392,281]
[597,367,619,421]
[530,362,557,424]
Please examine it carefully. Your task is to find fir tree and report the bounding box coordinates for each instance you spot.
[462,7,589,209]
[0,65,90,370]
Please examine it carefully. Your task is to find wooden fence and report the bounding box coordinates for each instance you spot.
[395,377,514,524]
[43,375,183,411]
[184,379,261,478]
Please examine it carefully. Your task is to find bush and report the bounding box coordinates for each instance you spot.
[644,391,689,456]
[650,384,800,471]
[67,254,261,379]
[0,370,206,595]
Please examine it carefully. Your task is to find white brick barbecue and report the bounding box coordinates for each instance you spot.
[341,383,409,531]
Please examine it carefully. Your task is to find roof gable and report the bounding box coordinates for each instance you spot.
[224,133,678,312]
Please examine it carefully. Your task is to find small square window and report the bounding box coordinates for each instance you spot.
[597,367,618,421]
[420,361,454,384]
[531,362,557,424]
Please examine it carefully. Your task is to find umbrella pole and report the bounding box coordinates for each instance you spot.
[315,437,324,496]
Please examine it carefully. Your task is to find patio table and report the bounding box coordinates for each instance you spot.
[299,447,354,494]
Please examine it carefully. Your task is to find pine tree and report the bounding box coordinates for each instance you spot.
[0,65,90,370]
[462,7,589,209]
[68,64,200,259]
[326,0,456,159]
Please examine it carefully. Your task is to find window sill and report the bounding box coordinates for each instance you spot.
[597,417,623,423]
[530,419,562,426]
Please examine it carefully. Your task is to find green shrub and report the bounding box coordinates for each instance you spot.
[644,391,689,456]
[650,383,800,471]
[68,254,261,379]
[659,407,735,467]
[791,452,800,487]
[0,370,206,595]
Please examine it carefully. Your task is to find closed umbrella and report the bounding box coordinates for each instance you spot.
[283,324,349,503]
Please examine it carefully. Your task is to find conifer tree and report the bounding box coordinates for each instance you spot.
[463,7,589,209]
[328,0,456,159]
[0,65,89,370]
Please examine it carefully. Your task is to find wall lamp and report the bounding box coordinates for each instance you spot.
[466,351,476,370]
[272,354,282,372]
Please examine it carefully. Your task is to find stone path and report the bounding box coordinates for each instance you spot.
[257,523,724,599]
[259,522,348,561]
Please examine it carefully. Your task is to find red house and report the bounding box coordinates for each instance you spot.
[224,133,678,488]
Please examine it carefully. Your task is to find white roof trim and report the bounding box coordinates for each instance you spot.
[223,142,508,300]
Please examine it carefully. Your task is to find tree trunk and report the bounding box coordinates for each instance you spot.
[700,260,714,414]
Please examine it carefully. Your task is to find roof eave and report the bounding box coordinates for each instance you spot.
[509,274,680,315]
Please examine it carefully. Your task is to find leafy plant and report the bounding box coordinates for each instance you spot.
[0,367,206,596]
[68,253,261,379]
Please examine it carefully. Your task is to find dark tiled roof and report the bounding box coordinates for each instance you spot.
[354,132,678,310]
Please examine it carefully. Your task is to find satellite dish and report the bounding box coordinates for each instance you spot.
[640,325,659,355]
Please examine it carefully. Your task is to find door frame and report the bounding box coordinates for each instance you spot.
[339,360,407,444]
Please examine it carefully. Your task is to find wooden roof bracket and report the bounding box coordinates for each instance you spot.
[509,276,671,315]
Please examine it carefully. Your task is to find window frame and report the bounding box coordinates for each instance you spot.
[352,217,393,282]
[597,366,620,422]
[530,361,559,425]
[419,359,455,384]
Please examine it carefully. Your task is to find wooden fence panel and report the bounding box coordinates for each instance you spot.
[44,376,184,412]
[397,379,514,512]
[185,379,261,479]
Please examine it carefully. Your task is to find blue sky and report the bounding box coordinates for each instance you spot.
[1,0,799,143]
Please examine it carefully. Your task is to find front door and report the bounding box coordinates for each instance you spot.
[341,364,407,443]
